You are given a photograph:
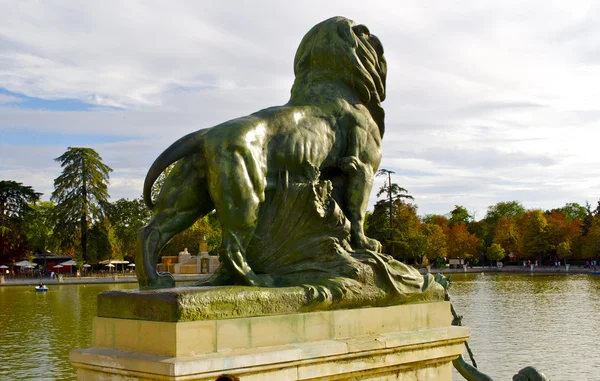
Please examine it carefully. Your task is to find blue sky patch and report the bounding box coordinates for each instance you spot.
[1,128,134,146]
[0,88,103,111]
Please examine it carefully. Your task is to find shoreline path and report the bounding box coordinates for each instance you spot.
[0,265,597,287]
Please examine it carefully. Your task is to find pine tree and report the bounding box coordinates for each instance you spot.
[0,181,42,261]
[51,147,112,261]
[375,169,413,256]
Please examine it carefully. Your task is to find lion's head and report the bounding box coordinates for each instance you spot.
[290,16,387,136]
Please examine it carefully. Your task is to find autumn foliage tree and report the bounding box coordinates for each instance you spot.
[519,210,550,263]
[446,223,479,262]
[493,216,520,258]
[422,223,447,264]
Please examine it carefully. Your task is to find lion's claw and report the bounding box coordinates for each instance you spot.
[339,156,360,172]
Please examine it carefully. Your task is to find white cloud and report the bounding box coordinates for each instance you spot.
[1,1,600,217]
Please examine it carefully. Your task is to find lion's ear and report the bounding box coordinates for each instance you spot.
[337,22,358,48]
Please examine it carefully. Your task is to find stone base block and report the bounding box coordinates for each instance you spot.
[71,302,469,381]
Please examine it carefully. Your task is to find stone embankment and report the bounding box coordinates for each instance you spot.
[0,274,209,286]
[420,265,598,275]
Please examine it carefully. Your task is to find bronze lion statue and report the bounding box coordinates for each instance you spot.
[137,16,387,289]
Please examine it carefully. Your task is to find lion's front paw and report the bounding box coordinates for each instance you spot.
[366,237,382,253]
[354,236,382,253]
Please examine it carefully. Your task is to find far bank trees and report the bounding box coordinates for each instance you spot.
[51,147,113,262]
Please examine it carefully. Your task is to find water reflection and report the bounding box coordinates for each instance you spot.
[450,273,600,380]
[0,284,137,380]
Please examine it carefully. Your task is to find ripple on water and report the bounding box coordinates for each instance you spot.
[0,283,138,380]
[450,273,600,380]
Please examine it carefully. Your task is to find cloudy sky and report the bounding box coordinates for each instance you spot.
[1,0,600,219]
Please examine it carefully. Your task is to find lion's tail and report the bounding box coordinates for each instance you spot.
[143,130,208,209]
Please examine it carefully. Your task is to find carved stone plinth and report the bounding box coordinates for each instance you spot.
[70,300,468,381]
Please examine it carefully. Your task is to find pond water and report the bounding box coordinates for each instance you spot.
[0,283,138,380]
[0,274,598,380]
[450,273,600,380]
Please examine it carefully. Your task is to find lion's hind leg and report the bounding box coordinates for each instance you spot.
[206,147,271,287]
[137,159,214,289]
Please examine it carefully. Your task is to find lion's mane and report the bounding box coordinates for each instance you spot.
[290,16,387,136]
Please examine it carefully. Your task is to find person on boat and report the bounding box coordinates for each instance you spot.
[38,282,45,288]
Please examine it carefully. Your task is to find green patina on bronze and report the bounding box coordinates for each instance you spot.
[98,283,444,322]
[128,16,444,311]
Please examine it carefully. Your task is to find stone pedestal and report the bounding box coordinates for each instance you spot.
[70,299,468,380]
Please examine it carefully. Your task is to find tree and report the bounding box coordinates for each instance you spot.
[365,201,390,250]
[423,214,449,227]
[422,223,447,264]
[449,205,472,226]
[150,163,175,203]
[519,210,550,263]
[556,241,572,263]
[486,243,505,265]
[493,216,520,257]
[390,202,425,262]
[107,198,151,261]
[159,214,222,256]
[485,201,525,222]
[21,201,56,253]
[552,203,587,221]
[477,201,526,248]
[0,180,42,218]
[581,201,598,236]
[582,217,600,260]
[51,147,113,261]
[0,181,42,261]
[87,217,117,263]
[374,169,413,256]
[545,211,582,259]
[446,223,479,262]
